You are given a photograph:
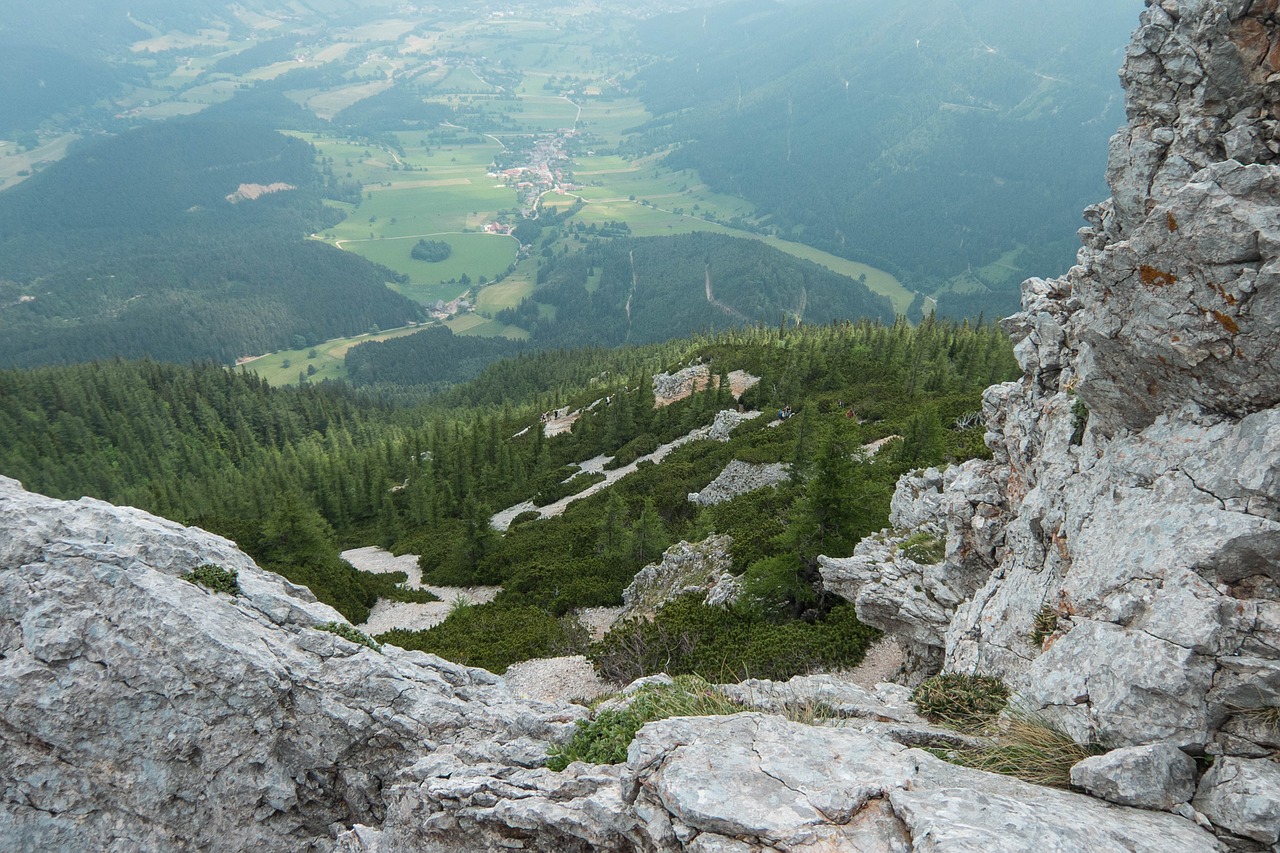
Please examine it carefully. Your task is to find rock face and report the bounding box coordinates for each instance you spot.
[822,0,1280,804]
[339,714,1219,853]
[620,535,740,619]
[0,476,581,852]
[688,460,789,506]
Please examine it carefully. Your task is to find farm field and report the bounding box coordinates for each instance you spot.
[2,0,915,386]
[242,323,436,386]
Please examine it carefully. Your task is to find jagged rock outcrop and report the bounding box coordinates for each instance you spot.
[0,476,582,852]
[688,460,789,506]
[5,476,1221,851]
[620,535,740,619]
[821,2,1280,833]
[338,714,1219,852]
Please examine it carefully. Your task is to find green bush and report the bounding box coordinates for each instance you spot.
[532,471,606,507]
[320,621,381,652]
[603,433,660,469]
[183,563,241,596]
[899,530,945,565]
[547,676,748,770]
[590,595,878,684]
[377,602,589,673]
[911,673,1009,731]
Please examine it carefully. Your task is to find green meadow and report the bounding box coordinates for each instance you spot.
[243,323,436,386]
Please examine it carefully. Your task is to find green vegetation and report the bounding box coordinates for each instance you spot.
[930,713,1107,789]
[183,563,241,596]
[0,121,423,367]
[320,621,382,652]
[911,673,1011,731]
[1030,605,1060,647]
[0,306,1016,675]
[900,531,946,565]
[379,604,588,673]
[411,239,453,263]
[547,676,753,770]
[591,596,878,684]
[631,0,1140,318]
[547,674,839,770]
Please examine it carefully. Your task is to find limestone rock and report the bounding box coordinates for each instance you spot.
[1070,743,1198,810]
[652,364,710,406]
[828,0,1280,774]
[620,535,738,619]
[0,476,582,853]
[1193,756,1280,845]
[689,460,788,506]
[342,714,1218,852]
[820,464,1005,671]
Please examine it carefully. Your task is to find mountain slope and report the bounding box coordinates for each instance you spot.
[631,0,1143,317]
[0,120,423,367]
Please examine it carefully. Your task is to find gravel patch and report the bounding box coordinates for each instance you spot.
[503,655,609,703]
[578,606,624,641]
[830,637,906,689]
[342,546,500,634]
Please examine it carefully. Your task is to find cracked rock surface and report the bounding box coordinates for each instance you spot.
[820,0,1280,834]
[0,476,583,852]
[340,715,1219,852]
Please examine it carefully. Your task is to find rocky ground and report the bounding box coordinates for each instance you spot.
[342,546,500,634]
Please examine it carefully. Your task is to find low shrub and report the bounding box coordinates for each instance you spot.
[589,595,878,684]
[532,472,606,507]
[603,433,660,469]
[911,673,1009,731]
[378,602,590,673]
[320,621,381,652]
[547,676,754,770]
[899,530,945,565]
[183,563,241,596]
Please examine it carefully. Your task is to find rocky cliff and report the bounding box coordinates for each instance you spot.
[0,476,582,852]
[823,0,1280,844]
[4,2,1278,851]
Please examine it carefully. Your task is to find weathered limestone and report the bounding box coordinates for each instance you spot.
[1193,756,1280,845]
[339,715,1220,852]
[688,460,789,506]
[0,476,582,852]
[1070,744,1198,810]
[620,535,739,619]
[823,1,1280,782]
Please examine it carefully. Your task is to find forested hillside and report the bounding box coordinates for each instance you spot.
[0,120,423,367]
[631,0,1141,317]
[0,319,1017,678]
[347,232,895,389]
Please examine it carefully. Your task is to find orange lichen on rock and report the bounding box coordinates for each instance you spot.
[1211,310,1241,334]
[1138,265,1178,287]
[1166,211,1179,232]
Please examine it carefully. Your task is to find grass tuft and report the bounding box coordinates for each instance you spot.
[911,673,1009,732]
[928,713,1106,789]
[183,563,241,596]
